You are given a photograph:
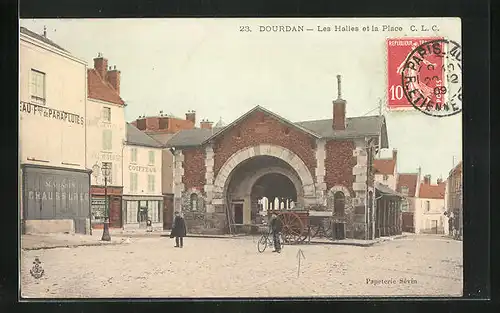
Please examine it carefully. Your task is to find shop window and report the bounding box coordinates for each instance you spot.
[126,201,139,224]
[190,193,198,211]
[147,200,161,223]
[91,197,106,225]
[333,191,345,217]
[31,69,46,105]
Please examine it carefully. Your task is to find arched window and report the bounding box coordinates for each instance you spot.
[190,193,198,211]
[334,191,345,216]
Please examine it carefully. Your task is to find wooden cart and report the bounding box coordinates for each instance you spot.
[267,209,310,244]
[266,209,336,243]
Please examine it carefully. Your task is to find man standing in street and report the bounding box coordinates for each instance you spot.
[171,211,187,248]
[270,214,282,253]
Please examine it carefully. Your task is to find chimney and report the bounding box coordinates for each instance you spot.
[185,110,196,125]
[392,149,397,161]
[200,119,213,129]
[106,65,121,95]
[43,26,47,37]
[332,74,347,130]
[423,174,431,185]
[93,53,108,79]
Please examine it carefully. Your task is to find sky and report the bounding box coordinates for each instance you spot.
[20,18,462,182]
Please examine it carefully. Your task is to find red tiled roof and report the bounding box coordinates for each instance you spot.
[396,173,418,197]
[419,182,446,199]
[373,159,396,175]
[87,69,124,105]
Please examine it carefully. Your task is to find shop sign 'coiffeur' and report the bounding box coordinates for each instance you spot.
[128,164,156,172]
[20,101,85,125]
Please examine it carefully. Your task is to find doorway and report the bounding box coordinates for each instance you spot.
[332,222,346,240]
[431,220,438,234]
[110,197,122,228]
[233,203,243,224]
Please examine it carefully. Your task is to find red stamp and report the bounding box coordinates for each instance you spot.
[387,37,444,110]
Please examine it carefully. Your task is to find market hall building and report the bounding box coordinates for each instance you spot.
[167,78,391,240]
[19,27,90,234]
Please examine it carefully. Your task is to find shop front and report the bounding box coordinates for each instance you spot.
[21,164,91,234]
[90,186,123,228]
[122,195,163,230]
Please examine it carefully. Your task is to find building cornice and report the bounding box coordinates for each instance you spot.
[87,97,126,108]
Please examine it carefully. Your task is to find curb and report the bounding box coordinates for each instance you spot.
[160,234,248,239]
[22,241,126,251]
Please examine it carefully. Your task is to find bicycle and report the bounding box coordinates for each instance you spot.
[257,230,285,253]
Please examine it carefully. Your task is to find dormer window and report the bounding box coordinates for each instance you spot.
[284,127,290,135]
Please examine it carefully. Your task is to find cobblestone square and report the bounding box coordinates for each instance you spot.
[21,234,462,298]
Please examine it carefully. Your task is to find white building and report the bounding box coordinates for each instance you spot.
[373,149,398,191]
[86,54,127,230]
[122,123,164,230]
[414,175,447,234]
[19,27,90,234]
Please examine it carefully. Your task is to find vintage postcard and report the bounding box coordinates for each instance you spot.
[19,17,462,298]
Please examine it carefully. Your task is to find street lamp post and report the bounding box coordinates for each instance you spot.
[101,163,111,241]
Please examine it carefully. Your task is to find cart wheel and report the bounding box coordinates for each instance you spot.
[278,212,304,244]
[257,235,268,253]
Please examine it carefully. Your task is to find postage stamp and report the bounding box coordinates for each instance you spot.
[19,17,463,299]
[400,39,462,117]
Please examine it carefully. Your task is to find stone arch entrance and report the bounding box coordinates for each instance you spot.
[212,144,315,203]
[210,144,316,229]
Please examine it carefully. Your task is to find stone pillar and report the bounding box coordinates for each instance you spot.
[204,144,215,213]
[173,150,185,213]
[352,139,368,238]
[315,139,327,206]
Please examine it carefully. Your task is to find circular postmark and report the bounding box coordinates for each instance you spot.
[401,39,462,117]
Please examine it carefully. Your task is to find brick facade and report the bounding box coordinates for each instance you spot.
[170,106,388,239]
[181,148,206,190]
[212,111,317,180]
[324,140,356,195]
